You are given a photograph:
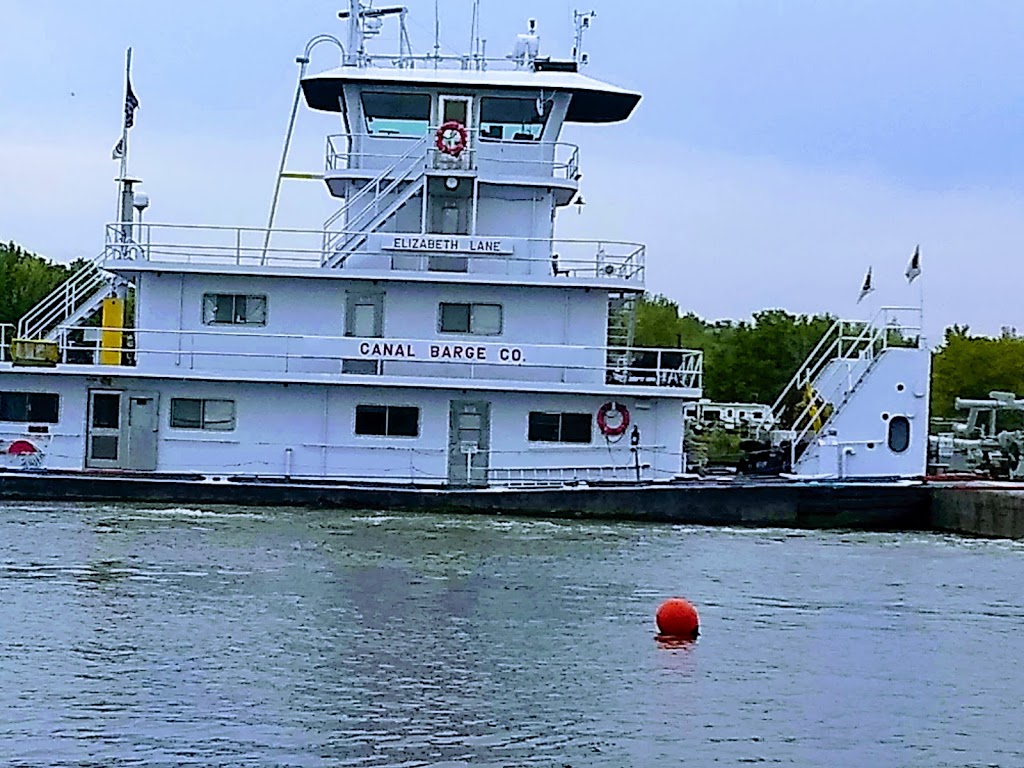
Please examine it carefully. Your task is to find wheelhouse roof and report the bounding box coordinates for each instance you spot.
[301,66,641,123]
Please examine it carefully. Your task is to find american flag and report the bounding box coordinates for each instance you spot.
[124,77,139,129]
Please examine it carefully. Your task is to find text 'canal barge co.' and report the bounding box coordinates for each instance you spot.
[358,340,526,362]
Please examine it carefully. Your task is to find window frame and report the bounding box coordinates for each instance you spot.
[479,96,549,142]
[361,91,432,137]
[438,302,503,336]
[527,411,593,444]
[0,391,60,424]
[202,293,268,327]
[354,404,420,438]
[169,398,237,432]
[887,415,911,453]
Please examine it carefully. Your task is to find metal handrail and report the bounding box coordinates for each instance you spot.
[321,133,431,250]
[16,252,110,340]
[325,131,581,179]
[55,322,702,391]
[101,222,646,281]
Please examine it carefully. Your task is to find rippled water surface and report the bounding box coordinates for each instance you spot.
[2,502,1024,766]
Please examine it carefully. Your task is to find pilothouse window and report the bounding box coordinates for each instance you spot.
[480,97,547,141]
[362,92,431,137]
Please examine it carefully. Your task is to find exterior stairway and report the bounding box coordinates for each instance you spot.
[605,291,637,380]
[322,135,430,268]
[770,308,917,473]
[16,253,118,342]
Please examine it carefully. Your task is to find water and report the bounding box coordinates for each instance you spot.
[1,503,1023,767]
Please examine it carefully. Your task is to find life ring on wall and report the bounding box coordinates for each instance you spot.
[597,401,630,437]
[435,120,469,157]
[7,440,38,455]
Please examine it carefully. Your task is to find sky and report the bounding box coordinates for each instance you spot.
[2,0,1023,342]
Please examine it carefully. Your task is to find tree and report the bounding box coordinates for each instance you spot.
[0,241,72,327]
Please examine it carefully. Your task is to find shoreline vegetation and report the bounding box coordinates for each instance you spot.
[3,240,1021,423]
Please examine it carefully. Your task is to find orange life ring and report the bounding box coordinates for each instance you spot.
[597,401,630,437]
[435,120,468,157]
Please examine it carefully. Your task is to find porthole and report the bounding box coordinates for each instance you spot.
[867,442,875,450]
[881,412,890,421]
[888,416,910,453]
[896,383,905,392]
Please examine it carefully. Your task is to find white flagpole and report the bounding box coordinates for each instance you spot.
[115,47,132,230]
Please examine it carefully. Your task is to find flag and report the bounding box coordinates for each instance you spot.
[112,138,124,160]
[905,244,921,284]
[857,266,874,303]
[124,77,139,129]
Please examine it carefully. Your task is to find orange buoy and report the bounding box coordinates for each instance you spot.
[655,597,699,640]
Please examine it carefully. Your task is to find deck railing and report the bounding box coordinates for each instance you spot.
[0,323,13,362]
[325,131,580,180]
[52,324,701,392]
[102,223,645,283]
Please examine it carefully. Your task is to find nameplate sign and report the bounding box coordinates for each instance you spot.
[382,235,513,255]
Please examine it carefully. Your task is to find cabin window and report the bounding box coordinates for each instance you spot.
[362,92,431,137]
[170,398,236,431]
[355,405,419,437]
[528,412,592,443]
[887,415,911,453]
[0,391,59,423]
[480,97,547,141]
[203,294,267,326]
[439,303,502,335]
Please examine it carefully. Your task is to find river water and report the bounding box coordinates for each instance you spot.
[1,502,1023,767]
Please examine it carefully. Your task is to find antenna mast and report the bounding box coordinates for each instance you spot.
[572,9,596,65]
[345,0,362,65]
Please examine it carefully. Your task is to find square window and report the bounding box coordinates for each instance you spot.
[170,398,203,429]
[203,294,267,326]
[0,392,28,422]
[202,400,236,431]
[472,304,502,335]
[388,406,419,437]
[90,435,119,460]
[355,405,388,435]
[440,303,471,333]
[528,412,561,442]
[560,413,593,443]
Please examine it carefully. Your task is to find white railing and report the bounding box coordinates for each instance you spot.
[53,324,702,392]
[771,306,922,467]
[0,323,13,361]
[16,252,111,340]
[326,131,581,181]
[102,223,645,283]
[322,133,432,262]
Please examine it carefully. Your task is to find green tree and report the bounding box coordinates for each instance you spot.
[0,241,72,326]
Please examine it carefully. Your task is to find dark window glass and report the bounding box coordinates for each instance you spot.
[170,398,235,430]
[480,97,547,141]
[0,392,60,424]
[355,405,419,437]
[560,413,593,443]
[362,92,431,137]
[203,294,267,326]
[888,415,911,453]
[528,412,561,442]
[529,412,593,443]
[388,406,420,437]
[214,295,234,324]
[355,405,388,436]
[90,435,119,460]
[91,393,120,428]
[440,303,471,333]
[170,398,203,429]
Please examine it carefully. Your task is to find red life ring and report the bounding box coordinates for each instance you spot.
[597,401,630,437]
[7,440,37,455]
[435,120,468,157]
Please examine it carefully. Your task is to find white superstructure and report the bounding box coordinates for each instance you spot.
[0,6,703,486]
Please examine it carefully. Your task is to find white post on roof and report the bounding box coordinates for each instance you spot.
[345,0,363,66]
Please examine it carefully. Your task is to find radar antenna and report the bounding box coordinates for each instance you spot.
[572,9,596,65]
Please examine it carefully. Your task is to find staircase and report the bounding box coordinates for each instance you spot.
[770,307,918,472]
[322,135,430,268]
[16,253,118,342]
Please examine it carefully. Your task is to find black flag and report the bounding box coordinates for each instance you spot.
[905,245,921,284]
[124,78,139,129]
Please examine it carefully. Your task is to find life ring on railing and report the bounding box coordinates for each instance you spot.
[597,401,630,437]
[435,120,469,157]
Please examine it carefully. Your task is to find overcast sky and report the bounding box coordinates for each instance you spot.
[2,0,1022,341]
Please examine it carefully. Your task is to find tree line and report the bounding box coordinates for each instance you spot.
[2,241,1020,422]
